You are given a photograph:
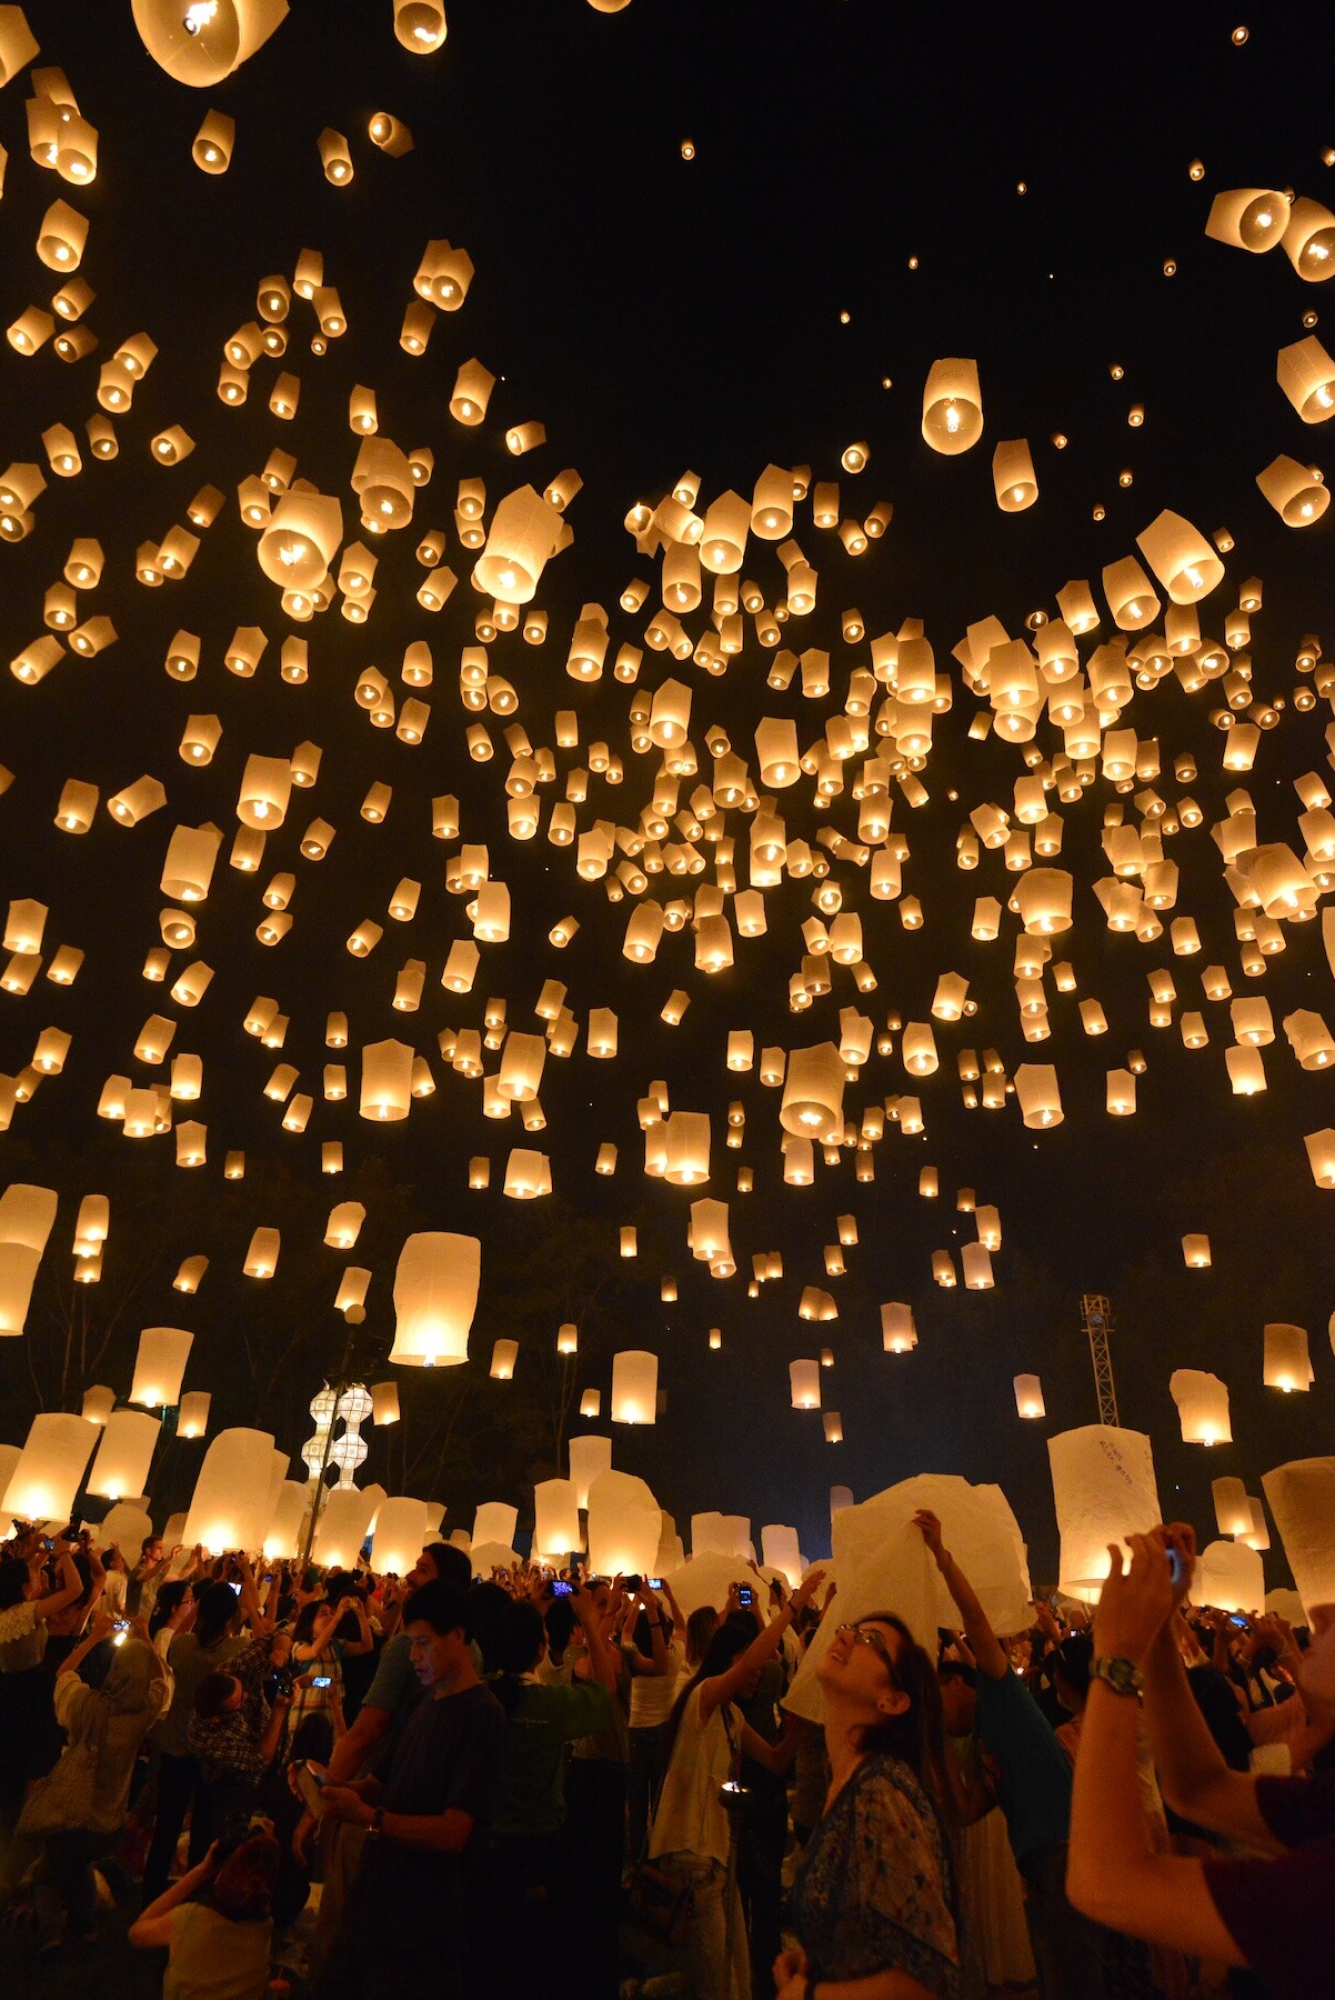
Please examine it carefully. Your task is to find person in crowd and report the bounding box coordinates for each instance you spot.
[564,1576,634,2000]
[911,1509,1119,1999]
[0,1533,84,1847]
[686,1602,721,1670]
[21,1605,168,1953]
[187,1617,296,1837]
[651,1565,826,2000]
[731,1585,794,2000]
[775,1611,960,2000]
[146,1579,197,1711]
[624,1584,684,1858]
[318,1579,507,2000]
[938,1660,1033,1997]
[477,1581,618,1999]
[130,1832,282,2000]
[306,1542,475,1977]
[143,1575,251,1901]
[1050,1632,1093,1762]
[1068,1522,1335,1997]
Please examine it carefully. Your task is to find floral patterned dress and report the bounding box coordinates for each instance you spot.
[793,1751,961,1997]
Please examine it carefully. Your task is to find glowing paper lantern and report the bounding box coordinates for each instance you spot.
[533,1477,581,1557]
[1263,1323,1313,1392]
[1261,1458,1335,1619]
[1182,1234,1212,1268]
[393,0,446,51]
[789,1359,822,1409]
[87,1409,159,1500]
[372,1497,428,1576]
[3,1415,95,1524]
[780,1042,845,1140]
[1277,335,1335,424]
[360,1038,413,1121]
[569,1433,612,1510]
[1212,1476,1253,1538]
[490,1338,518,1380]
[1195,1540,1264,1616]
[178,1391,211,1439]
[1048,1424,1163,1602]
[314,1485,376,1569]
[94,1504,153,1557]
[922,357,983,454]
[390,1231,480,1367]
[263,1481,310,1561]
[0,1181,58,1333]
[1014,1063,1063,1128]
[611,1349,658,1424]
[1014,1374,1045,1418]
[473,486,561,604]
[129,1326,193,1407]
[81,1385,115,1425]
[586,1469,660,1576]
[1169,1368,1232,1445]
[132,0,289,83]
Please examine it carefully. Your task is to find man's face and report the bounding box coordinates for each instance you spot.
[144,1540,163,1566]
[222,1675,244,1713]
[406,1617,466,1689]
[408,1548,437,1590]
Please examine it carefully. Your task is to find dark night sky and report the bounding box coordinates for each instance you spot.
[0,0,1332,1577]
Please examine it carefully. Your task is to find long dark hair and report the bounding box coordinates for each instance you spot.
[193,1579,240,1649]
[148,1580,189,1639]
[488,1600,545,1717]
[0,1556,28,1611]
[661,1617,754,1769]
[853,1612,956,1827]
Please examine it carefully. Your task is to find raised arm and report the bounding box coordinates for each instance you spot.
[913,1511,1007,1681]
[698,1568,826,1724]
[31,1545,83,1621]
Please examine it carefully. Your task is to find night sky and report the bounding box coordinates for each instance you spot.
[1,0,1333,1579]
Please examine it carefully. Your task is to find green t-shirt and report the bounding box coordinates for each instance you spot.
[492,1678,612,1837]
[164,1902,272,2000]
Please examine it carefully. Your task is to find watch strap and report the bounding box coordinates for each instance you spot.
[1092,1655,1144,1699]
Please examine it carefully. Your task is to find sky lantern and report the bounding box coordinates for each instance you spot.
[390,1232,480,1366]
[922,358,982,453]
[1048,1425,1162,1602]
[1170,1368,1232,1445]
[2,1413,98,1524]
[611,1349,657,1423]
[1262,1323,1313,1392]
[132,0,289,84]
[87,1409,160,1500]
[130,1326,193,1407]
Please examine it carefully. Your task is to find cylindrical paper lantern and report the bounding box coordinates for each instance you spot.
[177,1391,211,1439]
[2,1413,98,1524]
[1261,1458,1335,1618]
[263,1481,310,1561]
[1170,1368,1232,1444]
[130,1325,193,1407]
[1048,1424,1163,1602]
[88,1409,160,1500]
[1195,1540,1265,1616]
[313,1484,376,1569]
[789,1359,821,1409]
[922,357,983,454]
[533,1477,581,1558]
[390,1232,480,1367]
[372,1497,428,1577]
[611,1350,658,1424]
[569,1434,612,1510]
[1014,1374,1045,1418]
[1263,1323,1313,1392]
[1212,1475,1253,1538]
[586,1469,660,1576]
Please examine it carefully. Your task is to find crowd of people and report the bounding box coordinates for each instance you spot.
[0,1506,1329,1999]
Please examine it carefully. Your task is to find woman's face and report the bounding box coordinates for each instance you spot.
[818,1618,910,1726]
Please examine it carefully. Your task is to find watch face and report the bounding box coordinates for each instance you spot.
[1096,1655,1142,1696]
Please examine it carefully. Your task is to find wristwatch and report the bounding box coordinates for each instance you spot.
[1091,1655,1144,1699]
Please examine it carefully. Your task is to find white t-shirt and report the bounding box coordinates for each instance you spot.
[629,1638,685,1729]
[649,1683,736,1868]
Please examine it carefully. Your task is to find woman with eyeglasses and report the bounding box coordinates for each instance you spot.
[775,1615,961,2000]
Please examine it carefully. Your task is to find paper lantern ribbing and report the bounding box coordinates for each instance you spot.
[611,1349,658,1423]
[586,1469,660,1576]
[1047,1425,1162,1602]
[1169,1368,1232,1445]
[568,1433,612,1510]
[389,1231,480,1366]
[372,1497,428,1577]
[132,0,289,85]
[87,1409,160,1500]
[2,1413,98,1524]
[1261,1458,1335,1619]
[129,1325,194,1407]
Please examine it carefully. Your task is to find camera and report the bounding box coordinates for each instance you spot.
[737,1586,754,1608]
[545,1579,575,1598]
[647,1577,664,1591]
[717,1778,750,1816]
[271,1669,295,1700]
[311,1673,333,1688]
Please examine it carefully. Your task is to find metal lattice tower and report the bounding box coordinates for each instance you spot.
[1080,1293,1120,1426]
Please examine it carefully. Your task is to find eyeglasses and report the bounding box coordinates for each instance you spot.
[836,1622,896,1672]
